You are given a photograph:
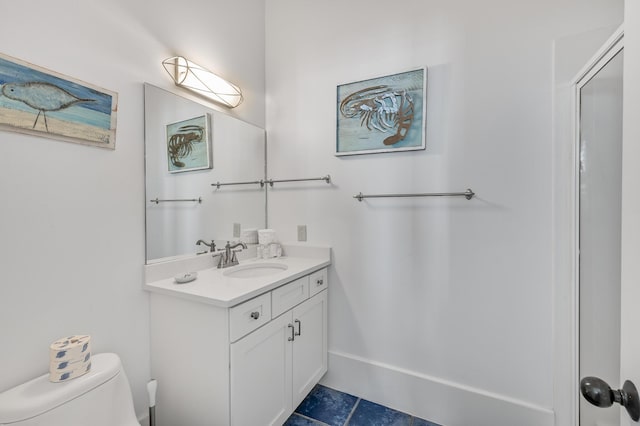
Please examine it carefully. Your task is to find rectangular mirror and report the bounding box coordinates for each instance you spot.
[144,83,266,263]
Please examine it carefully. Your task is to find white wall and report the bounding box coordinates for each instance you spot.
[0,0,264,420]
[265,1,622,425]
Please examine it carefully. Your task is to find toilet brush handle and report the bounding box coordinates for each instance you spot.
[147,379,157,407]
[149,406,156,426]
[147,379,158,426]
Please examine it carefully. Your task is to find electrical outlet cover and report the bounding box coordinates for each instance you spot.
[297,225,307,242]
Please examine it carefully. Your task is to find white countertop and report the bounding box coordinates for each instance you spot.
[143,244,331,308]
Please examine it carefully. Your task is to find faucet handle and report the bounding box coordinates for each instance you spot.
[212,252,224,268]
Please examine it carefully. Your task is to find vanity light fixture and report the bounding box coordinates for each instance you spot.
[162,56,243,108]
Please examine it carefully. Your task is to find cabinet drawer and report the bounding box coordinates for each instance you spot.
[230,292,271,342]
[309,268,327,297]
[272,277,309,318]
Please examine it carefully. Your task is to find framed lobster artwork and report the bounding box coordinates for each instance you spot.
[336,67,426,156]
[166,113,212,173]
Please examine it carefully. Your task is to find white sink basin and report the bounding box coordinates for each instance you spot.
[223,263,288,279]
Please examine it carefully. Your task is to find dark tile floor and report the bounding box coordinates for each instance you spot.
[285,385,442,426]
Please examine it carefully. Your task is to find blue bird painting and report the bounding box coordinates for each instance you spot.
[0,52,118,149]
[2,82,95,131]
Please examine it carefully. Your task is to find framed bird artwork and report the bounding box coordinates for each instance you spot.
[0,52,118,149]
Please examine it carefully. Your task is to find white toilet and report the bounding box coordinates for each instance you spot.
[0,353,140,426]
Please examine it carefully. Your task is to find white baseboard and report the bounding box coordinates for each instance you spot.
[321,351,554,426]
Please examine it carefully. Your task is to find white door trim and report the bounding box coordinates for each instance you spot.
[573,27,625,87]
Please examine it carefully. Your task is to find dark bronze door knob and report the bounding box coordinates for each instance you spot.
[580,376,640,421]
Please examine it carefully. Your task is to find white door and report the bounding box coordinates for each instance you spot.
[577,39,624,426]
[619,6,640,425]
[578,17,640,425]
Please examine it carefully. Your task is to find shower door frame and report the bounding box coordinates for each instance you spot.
[570,26,624,426]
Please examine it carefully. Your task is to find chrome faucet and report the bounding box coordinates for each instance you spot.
[213,241,247,268]
[196,239,216,252]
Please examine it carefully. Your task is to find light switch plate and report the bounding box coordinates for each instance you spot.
[233,223,241,238]
[297,225,307,242]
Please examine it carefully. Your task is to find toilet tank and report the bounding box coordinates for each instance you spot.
[0,353,140,426]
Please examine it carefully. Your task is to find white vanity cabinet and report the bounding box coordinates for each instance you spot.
[149,266,328,426]
[230,290,327,425]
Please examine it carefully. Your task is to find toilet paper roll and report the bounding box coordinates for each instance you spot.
[49,359,92,383]
[50,352,91,371]
[49,335,91,362]
[258,229,276,245]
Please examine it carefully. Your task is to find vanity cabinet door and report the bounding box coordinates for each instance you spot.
[230,312,293,426]
[291,290,328,408]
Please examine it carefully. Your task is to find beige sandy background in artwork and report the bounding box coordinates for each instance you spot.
[0,106,112,147]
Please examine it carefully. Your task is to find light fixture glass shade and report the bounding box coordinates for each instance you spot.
[162,56,243,108]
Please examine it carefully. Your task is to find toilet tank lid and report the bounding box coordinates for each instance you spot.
[0,353,122,423]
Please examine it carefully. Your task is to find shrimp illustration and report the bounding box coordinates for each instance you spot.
[339,85,414,145]
[167,124,205,168]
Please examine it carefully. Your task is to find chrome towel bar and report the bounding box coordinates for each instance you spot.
[213,175,331,189]
[212,180,265,189]
[150,197,202,204]
[265,175,331,187]
[353,188,475,202]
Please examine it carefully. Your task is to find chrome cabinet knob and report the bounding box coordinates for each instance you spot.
[316,278,324,286]
[250,311,260,320]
